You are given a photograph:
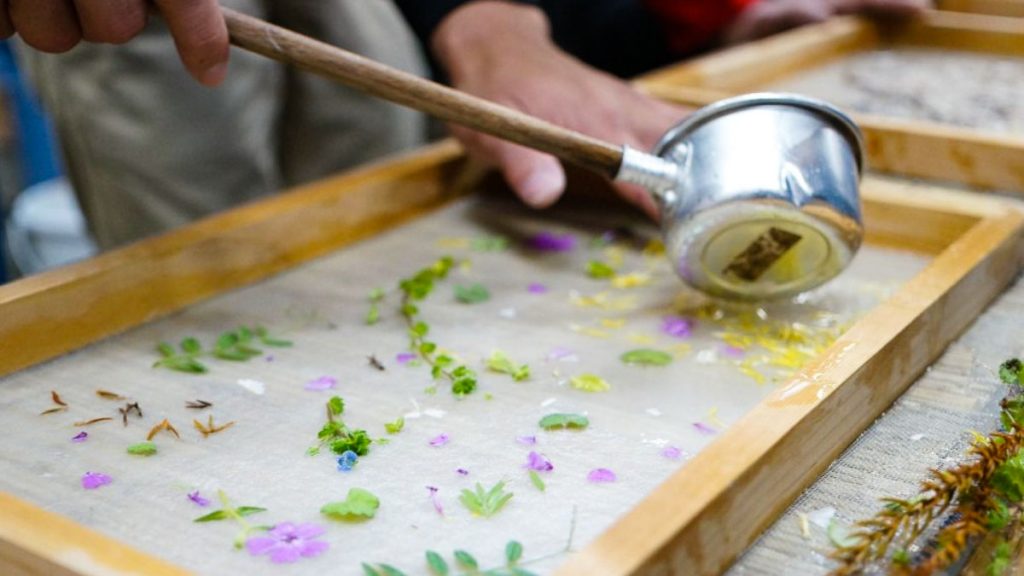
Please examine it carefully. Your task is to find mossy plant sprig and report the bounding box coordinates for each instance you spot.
[398,257,478,396]
[154,326,291,374]
[830,358,1024,575]
[308,396,372,457]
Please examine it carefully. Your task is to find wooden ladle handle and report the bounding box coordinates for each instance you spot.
[222,7,625,178]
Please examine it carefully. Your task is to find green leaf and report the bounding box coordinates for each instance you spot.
[154,355,208,374]
[453,551,478,570]
[505,541,523,564]
[538,413,589,430]
[193,510,229,522]
[425,551,449,576]
[420,342,437,355]
[366,304,381,326]
[529,470,546,492]
[892,548,910,566]
[1002,397,1024,430]
[385,417,405,435]
[330,429,372,456]
[454,283,490,304]
[213,348,251,361]
[126,442,157,456]
[328,396,345,417]
[412,322,429,337]
[992,452,1024,502]
[181,337,203,354]
[452,374,477,396]
[988,540,1012,576]
[368,287,386,302]
[471,235,509,252]
[826,518,856,548]
[260,336,292,347]
[321,488,380,520]
[363,563,384,576]
[376,565,406,576]
[235,506,267,517]
[570,374,610,393]
[486,351,530,382]
[1000,359,1023,386]
[509,569,540,576]
[620,349,673,367]
[459,481,513,518]
[586,260,616,279]
[215,332,238,349]
[157,342,176,357]
[987,498,1011,530]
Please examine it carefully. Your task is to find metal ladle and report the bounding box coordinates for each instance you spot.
[223,8,864,300]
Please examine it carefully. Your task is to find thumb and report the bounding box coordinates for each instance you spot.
[496,144,566,209]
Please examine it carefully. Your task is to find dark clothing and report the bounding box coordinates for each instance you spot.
[393,0,676,78]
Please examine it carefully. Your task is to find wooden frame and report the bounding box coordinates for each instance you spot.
[638,10,1024,195]
[939,0,1024,18]
[1,134,1022,575]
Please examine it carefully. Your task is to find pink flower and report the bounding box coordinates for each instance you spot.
[456,468,469,476]
[71,431,88,443]
[429,434,450,447]
[693,422,717,435]
[720,345,745,359]
[528,232,576,252]
[527,283,548,294]
[661,316,693,339]
[188,490,211,507]
[516,435,537,446]
[245,522,329,564]
[587,468,617,483]
[427,486,444,516]
[304,376,337,391]
[546,347,577,362]
[661,446,684,460]
[81,472,112,490]
[396,352,417,365]
[524,451,553,472]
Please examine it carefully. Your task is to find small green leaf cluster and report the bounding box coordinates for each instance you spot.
[126,441,158,456]
[363,540,537,576]
[459,481,513,518]
[321,488,379,520]
[399,257,478,396]
[384,416,405,435]
[987,540,1012,576]
[538,413,589,430]
[366,288,386,325]
[454,283,491,304]
[1000,358,1023,386]
[991,451,1024,503]
[314,396,373,456]
[486,351,530,382]
[620,348,673,367]
[154,326,291,374]
[586,260,616,279]
[193,491,270,549]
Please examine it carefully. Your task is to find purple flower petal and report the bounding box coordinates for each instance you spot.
[429,433,450,447]
[396,352,417,365]
[527,283,549,294]
[265,355,275,362]
[81,472,112,490]
[292,523,326,540]
[720,345,745,359]
[524,451,554,472]
[661,316,693,339]
[299,539,329,558]
[427,486,444,516]
[516,435,537,446]
[456,468,469,476]
[188,490,211,507]
[268,522,298,540]
[269,546,302,564]
[692,422,717,435]
[587,468,617,483]
[528,232,576,252]
[71,431,88,443]
[246,537,278,556]
[661,446,684,460]
[546,347,577,362]
[304,376,337,391]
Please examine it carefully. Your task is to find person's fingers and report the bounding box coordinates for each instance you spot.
[153,0,229,86]
[450,124,567,208]
[0,1,13,39]
[9,0,81,53]
[72,0,147,44]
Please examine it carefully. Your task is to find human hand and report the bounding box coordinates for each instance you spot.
[432,1,689,218]
[724,0,931,44]
[1,0,229,85]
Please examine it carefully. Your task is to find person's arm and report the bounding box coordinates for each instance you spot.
[430,1,688,216]
[0,0,230,85]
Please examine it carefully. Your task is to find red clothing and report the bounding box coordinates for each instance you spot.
[644,0,760,53]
